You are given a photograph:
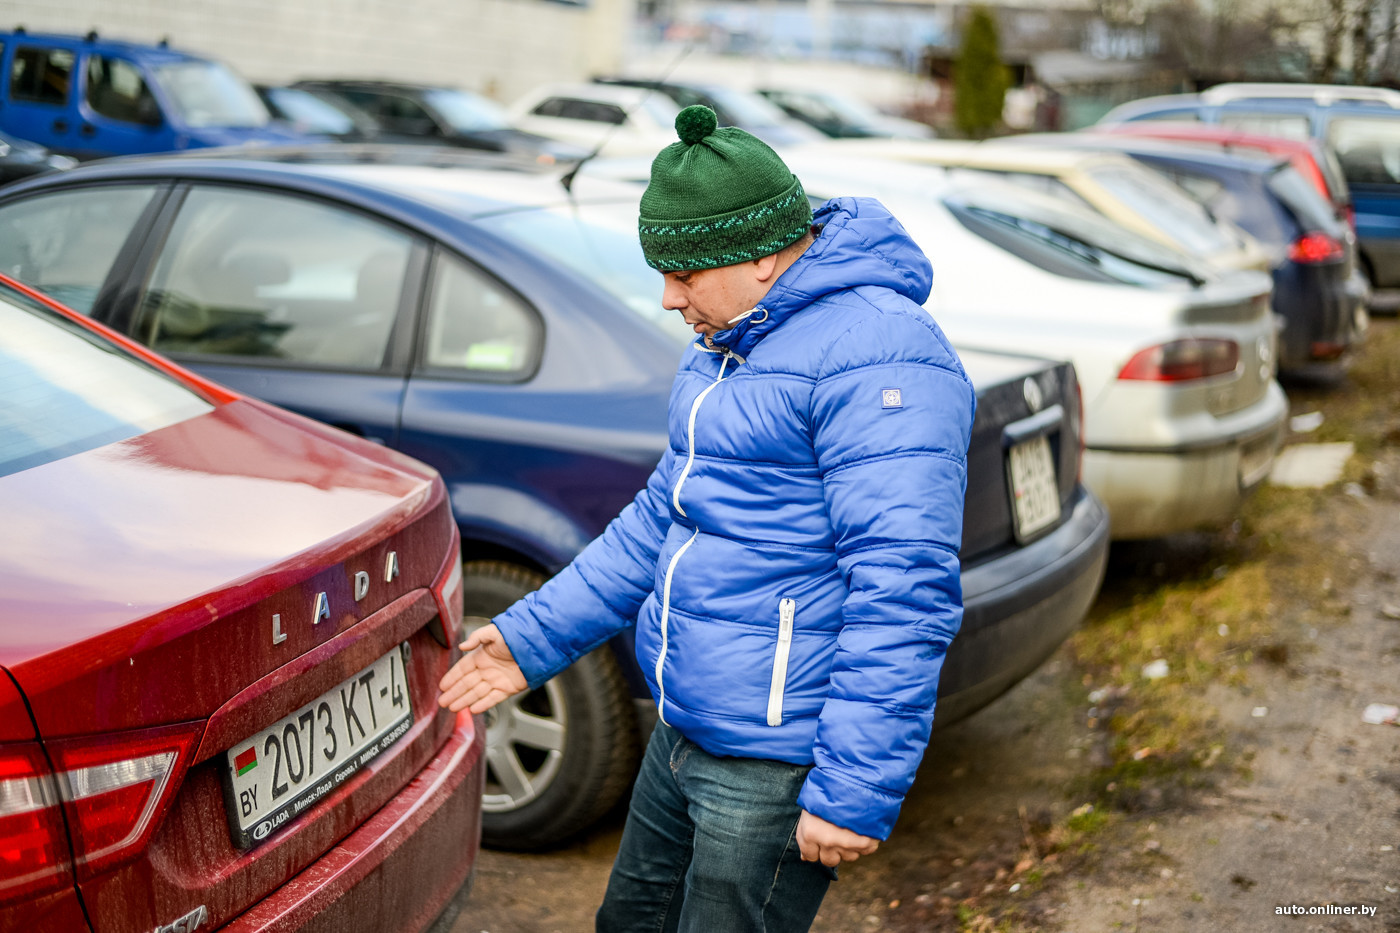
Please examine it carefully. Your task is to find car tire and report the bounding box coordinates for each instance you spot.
[461,561,640,850]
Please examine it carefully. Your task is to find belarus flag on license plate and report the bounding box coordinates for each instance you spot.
[234,746,258,777]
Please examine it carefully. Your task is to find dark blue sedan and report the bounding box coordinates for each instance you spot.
[0,146,1109,849]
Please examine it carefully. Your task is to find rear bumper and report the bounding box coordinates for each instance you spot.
[936,488,1110,726]
[1274,262,1365,370]
[1083,383,1287,539]
[221,713,486,933]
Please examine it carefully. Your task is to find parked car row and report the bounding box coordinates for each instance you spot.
[1,38,1395,929]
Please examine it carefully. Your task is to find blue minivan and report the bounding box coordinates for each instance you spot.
[1100,83,1400,298]
[0,28,309,159]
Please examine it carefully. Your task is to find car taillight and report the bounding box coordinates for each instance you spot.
[0,743,71,905]
[1287,231,1345,264]
[430,528,464,649]
[1118,339,1239,382]
[47,722,201,880]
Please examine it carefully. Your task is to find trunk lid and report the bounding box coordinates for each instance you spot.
[958,349,1083,563]
[1,399,461,933]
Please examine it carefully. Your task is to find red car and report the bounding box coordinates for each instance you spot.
[1090,121,1355,231]
[0,276,483,933]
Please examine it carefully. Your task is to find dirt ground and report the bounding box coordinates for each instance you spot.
[454,323,1400,933]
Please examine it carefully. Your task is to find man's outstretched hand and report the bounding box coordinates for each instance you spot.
[796,810,880,867]
[437,623,528,714]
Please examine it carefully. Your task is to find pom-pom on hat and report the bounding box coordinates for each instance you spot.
[639,104,812,272]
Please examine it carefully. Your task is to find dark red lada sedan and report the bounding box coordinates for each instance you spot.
[0,277,483,933]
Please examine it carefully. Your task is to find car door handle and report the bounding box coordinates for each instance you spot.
[52,118,68,133]
[79,123,96,137]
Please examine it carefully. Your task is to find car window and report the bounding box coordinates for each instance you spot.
[137,187,412,368]
[1218,111,1311,140]
[0,287,212,477]
[483,200,693,347]
[0,185,157,312]
[698,87,793,128]
[10,46,74,105]
[422,89,509,132]
[970,169,1097,212]
[262,86,355,134]
[533,97,627,125]
[422,251,540,378]
[1268,164,1340,232]
[338,90,434,128]
[1085,164,1235,254]
[948,202,1202,288]
[150,61,269,128]
[85,55,161,125]
[1327,117,1400,186]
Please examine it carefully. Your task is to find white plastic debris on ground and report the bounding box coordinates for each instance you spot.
[1290,411,1324,433]
[1268,442,1355,488]
[1362,703,1399,726]
[1142,659,1169,680]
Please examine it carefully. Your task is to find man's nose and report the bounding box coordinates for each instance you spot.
[661,279,686,310]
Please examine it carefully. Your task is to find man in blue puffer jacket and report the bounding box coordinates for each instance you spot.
[440,104,975,931]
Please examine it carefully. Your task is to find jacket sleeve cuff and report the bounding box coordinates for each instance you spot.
[797,766,905,841]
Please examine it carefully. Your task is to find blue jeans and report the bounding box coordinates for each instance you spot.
[595,722,834,933]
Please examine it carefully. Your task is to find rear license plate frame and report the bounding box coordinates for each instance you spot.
[220,644,413,850]
[1007,434,1061,542]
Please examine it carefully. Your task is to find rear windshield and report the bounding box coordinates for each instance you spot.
[1267,164,1340,233]
[1085,164,1236,254]
[1327,117,1400,186]
[0,289,212,477]
[481,200,692,347]
[945,188,1205,288]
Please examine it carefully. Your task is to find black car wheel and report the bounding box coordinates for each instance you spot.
[461,561,640,849]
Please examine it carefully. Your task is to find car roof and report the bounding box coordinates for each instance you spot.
[1200,83,1400,109]
[519,82,664,108]
[1093,122,1322,155]
[0,29,202,65]
[7,145,640,220]
[294,79,461,96]
[828,138,1154,174]
[1008,134,1285,174]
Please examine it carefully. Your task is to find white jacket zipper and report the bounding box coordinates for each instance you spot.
[767,598,796,726]
[656,352,732,724]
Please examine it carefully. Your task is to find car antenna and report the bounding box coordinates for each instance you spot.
[559,42,693,195]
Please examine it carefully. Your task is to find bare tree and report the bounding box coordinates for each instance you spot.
[1317,0,1347,82]
[1354,0,1375,83]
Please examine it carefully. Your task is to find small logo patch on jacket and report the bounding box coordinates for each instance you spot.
[881,388,903,409]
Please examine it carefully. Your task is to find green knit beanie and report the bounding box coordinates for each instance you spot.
[639,105,812,272]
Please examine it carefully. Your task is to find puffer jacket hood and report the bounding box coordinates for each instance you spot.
[708,197,934,359]
[495,197,974,841]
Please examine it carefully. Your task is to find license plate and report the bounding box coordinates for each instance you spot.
[1008,435,1060,541]
[223,645,412,849]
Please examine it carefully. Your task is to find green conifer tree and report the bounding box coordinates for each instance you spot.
[955,6,1010,138]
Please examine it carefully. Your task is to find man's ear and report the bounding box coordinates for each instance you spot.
[752,251,781,283]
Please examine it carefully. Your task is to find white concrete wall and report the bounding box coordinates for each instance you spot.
[0,0,633,106]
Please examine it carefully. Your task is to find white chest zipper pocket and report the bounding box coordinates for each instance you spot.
[767,598,796,726]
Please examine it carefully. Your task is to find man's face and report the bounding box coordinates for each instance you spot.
[661,261,769,338]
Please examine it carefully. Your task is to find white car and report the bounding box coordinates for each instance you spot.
[587,153,1288,539]
[508,83,682,157]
